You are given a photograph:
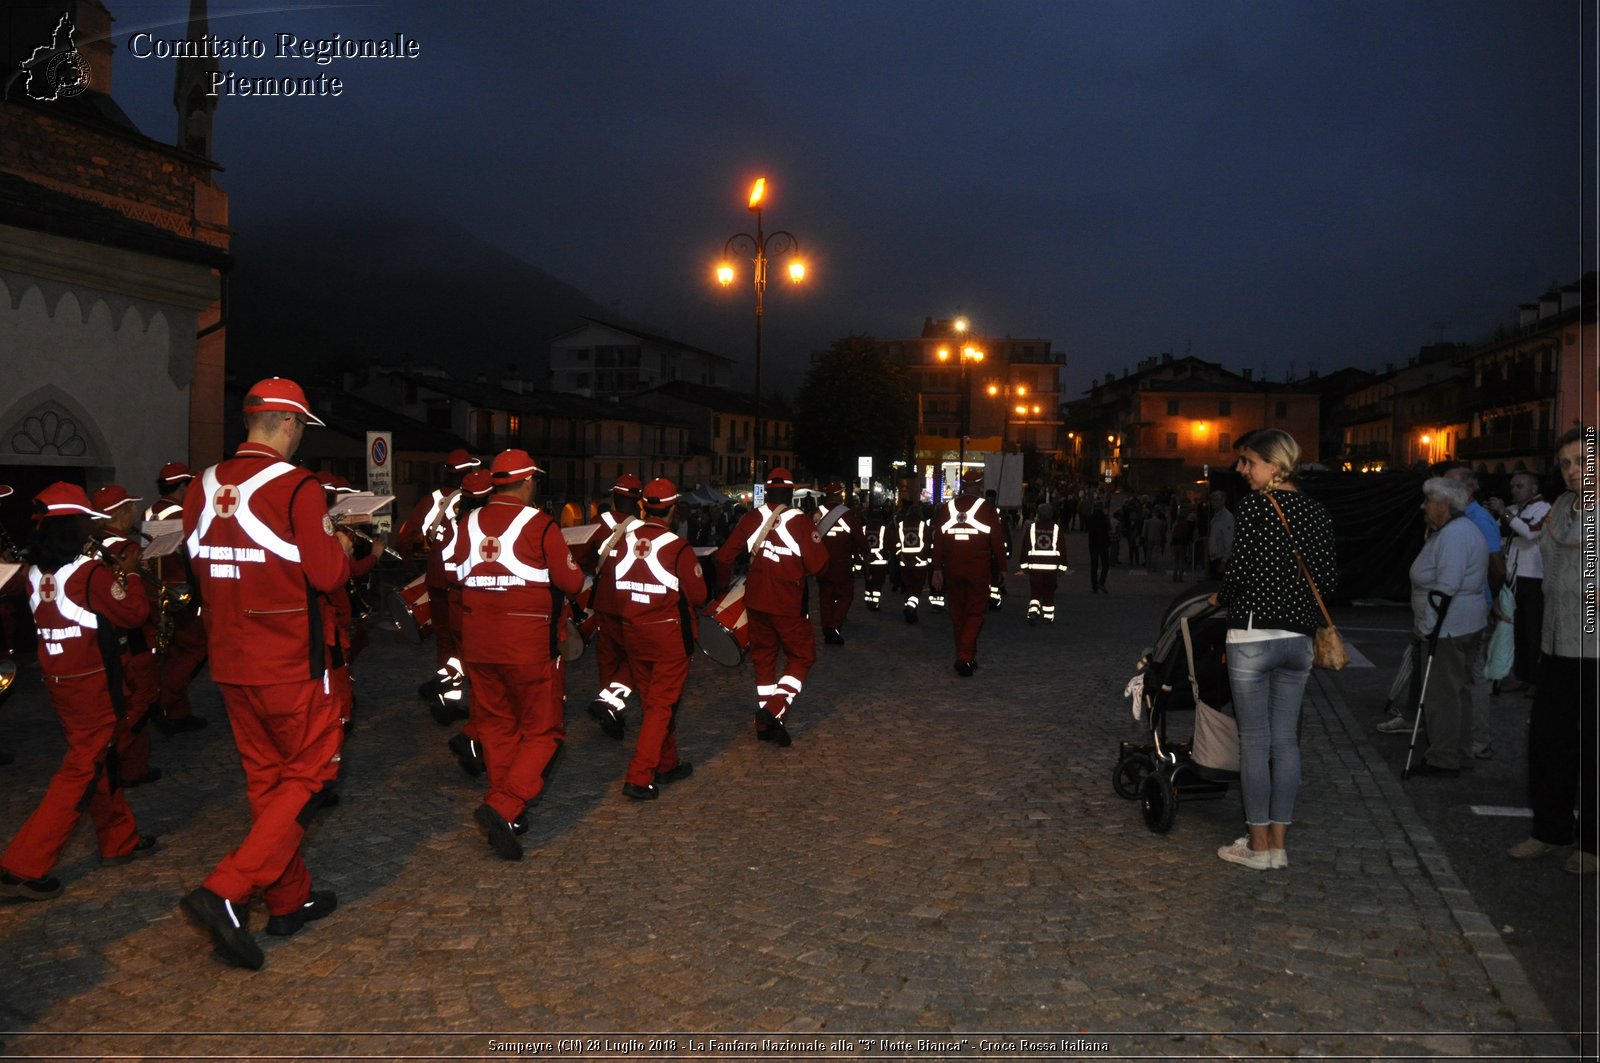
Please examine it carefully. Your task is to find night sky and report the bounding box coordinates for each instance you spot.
[107,1,1591,397]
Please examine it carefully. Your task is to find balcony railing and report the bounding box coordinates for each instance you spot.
[1457,429,1553,459]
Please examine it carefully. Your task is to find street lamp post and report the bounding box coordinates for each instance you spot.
[936,318,983,495]
[985,381,1030,453]
[717,177,805,489]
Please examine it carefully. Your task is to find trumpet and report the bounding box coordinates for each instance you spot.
[0,657,16,696]
[333,518,403,561]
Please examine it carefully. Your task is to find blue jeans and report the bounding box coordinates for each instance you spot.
[1227,634,1313,826]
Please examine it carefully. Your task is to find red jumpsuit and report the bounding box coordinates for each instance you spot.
[895,514,931,616]
[578,510,639,715]
[592,519,706,786]
[144,496,207,725]
[1019,518,1068,623]
[713,505,829,730]
[1,554,150,879]
[816,504,867,635]
[98,533,158,783]
[327,548,380,724]
[398,487,461,671]
[932,494,1008,667]
[450,496,584,824]
[183,442,350,918]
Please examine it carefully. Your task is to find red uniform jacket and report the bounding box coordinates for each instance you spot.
[450,496,584,665]
[1019,520,1068,572]
[714,504,828,615]
[28,554,149,680]
[592,519,706,657]
[818,506,867,582]
[182,442,350,685]
[575,510,635,576]
[932,496,1008,581]
[398,488,456,589]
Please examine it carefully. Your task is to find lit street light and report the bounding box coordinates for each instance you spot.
[936,317,983,494]
[715,176,806,488]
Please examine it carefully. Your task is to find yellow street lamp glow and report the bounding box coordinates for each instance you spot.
[937,346,951,362]
[1195,421,1208,435]
[716,263,735,287]
[953,317,969,334]
[1420,433,1432,444]
[1016,384,1026,396]
[787,259,806,282]
[748,178,766,210]
[987,384,999,397]
[1014,404,1027,416]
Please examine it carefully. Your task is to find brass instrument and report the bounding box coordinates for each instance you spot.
[333,518,403,561]
[153,582,196,652]
[0,657,16,696]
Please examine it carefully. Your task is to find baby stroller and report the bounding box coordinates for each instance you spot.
[1114,586,1238,833]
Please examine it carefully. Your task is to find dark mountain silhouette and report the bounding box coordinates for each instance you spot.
[224,207,615,384]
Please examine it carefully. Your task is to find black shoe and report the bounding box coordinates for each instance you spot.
[655,762,694,786]
[123,768,163,788]
[586,700,625,741]
[417,676,443,699]
[474,803,523,861]
[156,713,207,736]
[180,887,263,970]
[447,732,485,776]
[754,711,793,747]
[824,628,845,646]
[903,607,917,625]
[101,834,160,867]
[317,790,341,810]
[265,889,337,937]
[622,781,658,800]
[1409,761,1460,777]
[1,870,63,901]
[954,660,974,677]
[511,817,529,836]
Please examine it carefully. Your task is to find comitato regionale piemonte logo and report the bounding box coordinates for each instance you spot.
[16,11,91,101]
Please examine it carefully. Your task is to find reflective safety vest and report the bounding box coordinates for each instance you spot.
[939,498,994,542]
[897,518,930,566]
[864,523,890,566]
[458,507,551,589]
[28,557,100,675]
[1020,521,1068,572]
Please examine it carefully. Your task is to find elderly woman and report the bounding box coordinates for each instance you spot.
[1212,428,1337,870]
[1510,427,1598,875]
[1406,476,1491,776]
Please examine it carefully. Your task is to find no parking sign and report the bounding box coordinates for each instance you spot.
[366,431,393,533]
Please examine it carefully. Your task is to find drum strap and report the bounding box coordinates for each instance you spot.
[817,503,851,536]
[594,515,638,588]
[746,504,788,561]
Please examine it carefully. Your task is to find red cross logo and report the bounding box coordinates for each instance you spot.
[479,535,501,563]
[214,484,240,519]
[633,539,652,559]
[38,573,56,602]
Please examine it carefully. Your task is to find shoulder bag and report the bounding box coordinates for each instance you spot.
[1266,493,1349,671]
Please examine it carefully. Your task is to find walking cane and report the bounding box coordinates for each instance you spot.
[1402,590,1452,781]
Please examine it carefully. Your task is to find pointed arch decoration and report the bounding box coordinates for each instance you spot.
[0,384,113,469]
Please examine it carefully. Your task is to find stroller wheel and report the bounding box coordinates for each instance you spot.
[1113,753,1153,800]
[1140,770,1179,833]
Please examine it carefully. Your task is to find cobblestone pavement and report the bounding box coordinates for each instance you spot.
[0,545,1578,1060]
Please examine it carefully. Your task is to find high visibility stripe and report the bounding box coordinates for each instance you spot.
[187,462,304,563]
[458,507,550,583]
[610,529,681,591]
[28,557,98,629]
[939,500,992,536]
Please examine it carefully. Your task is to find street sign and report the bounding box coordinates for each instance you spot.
[365,431,394,534]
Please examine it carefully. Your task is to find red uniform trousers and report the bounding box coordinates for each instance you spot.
[624,652,689,787]
[204,678,343,917]
[748,607,816,723]
[944,573,989,663]
[817,576,854,630]
[468,658,565,824]
[1027,571,1060,610]
[118,647,160,781]
[863,566,888,603]
[429,587,456,670]
[900,564,926,605]
[593,612,633,695]
[445,587,478,744]
[157,609,207,722]
[0,674,140,879]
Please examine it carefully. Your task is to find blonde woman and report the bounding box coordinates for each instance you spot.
[1210,429,1337,870]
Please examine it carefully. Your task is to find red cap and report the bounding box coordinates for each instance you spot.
[490,449,542,485]
[157,461,194,485]
[461,469,493,497]
[0,484,12,500]
[91,485,142,513]
[447,448,480,472]
[318,472,357,494]
[243,378,324,426]
[961,468,984,485]
[34,482,110,520]
[823,480,845,499]
[766,467,795,488]
[611,473,644,499]
[642,478,679,507]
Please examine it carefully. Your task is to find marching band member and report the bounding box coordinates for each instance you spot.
[144,461,207,735]
[179,378,352,970]
[449,450,583,861]
[0,484,18,768]
[895,499,931,624]
[398,448,480,698]
[861,505,892,612]
[442,469,493,775]
[1018,503,1069,624]
[712,468,828,746]
[591,478,706,799]
[931,468,1008,677]
[578,474,643,740]
[0,484,157,902]
[815,481,867,646]
[90,485,161,788]
[318,473,379,733]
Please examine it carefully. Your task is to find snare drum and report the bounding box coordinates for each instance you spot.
[697,579,749,667]
[389,575,433,642]
[557,576,597,663]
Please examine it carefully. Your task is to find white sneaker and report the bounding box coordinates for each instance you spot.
[1269,849,1288,869]
[1376,715,1414,734]
[1218,837,1273,870]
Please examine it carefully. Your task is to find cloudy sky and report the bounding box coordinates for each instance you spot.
[108,0,1590,396]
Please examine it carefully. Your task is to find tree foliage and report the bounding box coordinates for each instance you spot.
[793,335,917,483]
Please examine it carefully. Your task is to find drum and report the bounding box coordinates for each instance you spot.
[557,576,597,663]
[697,579,748,667]
[389,575,433,642]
